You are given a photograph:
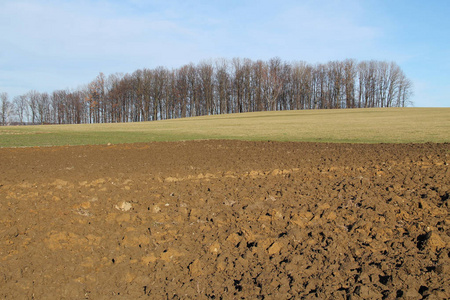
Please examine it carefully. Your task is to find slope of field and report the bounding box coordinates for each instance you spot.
[0,107,449,147]
[0,141,449,298]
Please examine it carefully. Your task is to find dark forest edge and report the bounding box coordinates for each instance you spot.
[1,58,412,125]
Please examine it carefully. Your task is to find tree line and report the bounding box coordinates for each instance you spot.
[1,58,413,125]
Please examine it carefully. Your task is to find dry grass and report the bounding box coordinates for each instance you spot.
[0,107,448,147]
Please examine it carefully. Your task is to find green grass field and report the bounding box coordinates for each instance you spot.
[0,108,449,147]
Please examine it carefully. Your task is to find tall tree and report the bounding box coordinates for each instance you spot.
[343,59,356,108]
[86,72,106,123]
[1,92,11,125]
[13,95,29,124]
[215,59,230,114]
[6,58,413,126]
[27,90,40,124]
[187,64,198,117]
[198,61,215,116]
[36,92,50,124]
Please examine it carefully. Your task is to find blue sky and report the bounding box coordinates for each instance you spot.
[1,0,449,107]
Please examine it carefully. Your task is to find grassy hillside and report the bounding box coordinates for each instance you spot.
[0,108,449,147]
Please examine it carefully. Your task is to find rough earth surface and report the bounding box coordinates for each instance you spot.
[0,140,449,299]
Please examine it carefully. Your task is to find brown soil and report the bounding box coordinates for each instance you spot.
[1,141,449,299]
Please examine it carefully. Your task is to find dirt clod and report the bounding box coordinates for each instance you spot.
[0,140,449,298]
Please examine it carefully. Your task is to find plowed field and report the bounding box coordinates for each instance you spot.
[1,141,449,299]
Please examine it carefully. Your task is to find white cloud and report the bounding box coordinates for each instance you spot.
[1,0,382,69]
[3,0,444,108]
[252,1,381,62]
[1,1,196,58]
[0,0,211,96]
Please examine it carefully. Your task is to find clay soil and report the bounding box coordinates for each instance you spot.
[1,141,449,299]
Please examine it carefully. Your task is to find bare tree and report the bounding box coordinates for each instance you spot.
[198,61,215,116]
[186,64,198,117]
[51,90,66,124]
[343,59,356,108]
[396,73,413,107]
[4,58,413,126]
[1,92,12,125]
[34,92,51,124]
[13,95,29,124]
[215,58,230,114]
[27,90,41,124]
[152,67,167,121]
[175,65,189,118]
[86,72,106,123]
[232,58,244,113]
[252,60,267,111]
